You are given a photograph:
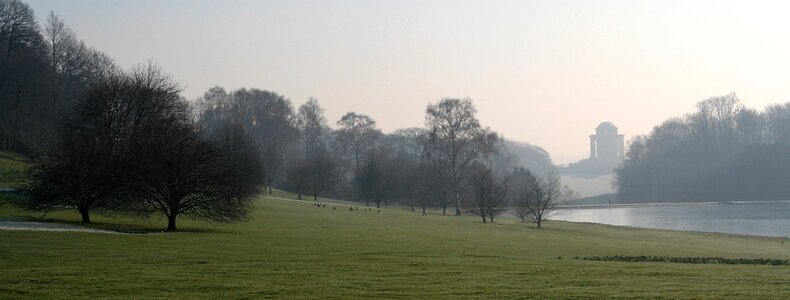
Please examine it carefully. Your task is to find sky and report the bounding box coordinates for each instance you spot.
[25,0,790,164]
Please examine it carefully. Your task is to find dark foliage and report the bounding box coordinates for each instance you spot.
[616,94,790,203]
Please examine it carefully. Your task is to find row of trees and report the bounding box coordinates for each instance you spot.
[1,1,263,230]
[616,93,790,203]
[195,87,566,224]
[1,0,114,157]
[25,65,263,231]
[4,0,565,228]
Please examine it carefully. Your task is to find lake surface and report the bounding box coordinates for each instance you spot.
[555,201,790,238]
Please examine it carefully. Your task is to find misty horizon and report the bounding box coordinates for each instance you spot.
[23,0,790,164]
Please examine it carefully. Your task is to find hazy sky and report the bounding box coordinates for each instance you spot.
[25,0,790,163]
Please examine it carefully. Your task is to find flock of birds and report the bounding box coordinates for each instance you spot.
[313,202,381,213]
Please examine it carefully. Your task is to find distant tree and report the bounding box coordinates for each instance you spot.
[615,94,790,203]
[519,172,561,228]
[286,160,309,200]
[290,98,337,200]
[0,0,49,155]
[561,185,580,204]
[501,140,556,176]
[297,98,327,162]
[194,87,298,194]
[413,162,446,215]
[336,112,381,175]
[509,167,536,222]
[425,98,497,215]
[213,122,266,198]
[45,12,91,113]
[356,148,400,208]
[305,150,339,200]
[385,128,428,211]
[0,0,42,58]
[465,163,508,223]
[765,103,790,145]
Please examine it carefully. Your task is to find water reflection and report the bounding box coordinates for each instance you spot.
[555,201,790,237]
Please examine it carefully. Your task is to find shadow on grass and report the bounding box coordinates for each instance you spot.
[8,214,227,234]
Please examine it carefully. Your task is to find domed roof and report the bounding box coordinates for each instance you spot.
[596,122,617,130]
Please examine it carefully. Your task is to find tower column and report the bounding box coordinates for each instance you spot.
[589,135,596,159]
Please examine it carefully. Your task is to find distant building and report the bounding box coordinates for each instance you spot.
[588,122,625,161]
[561,122,625,178]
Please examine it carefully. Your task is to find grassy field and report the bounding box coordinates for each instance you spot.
[1,189,788,299]
[0,151,28,190]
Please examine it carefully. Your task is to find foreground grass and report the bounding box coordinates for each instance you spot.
[1,194,789,299]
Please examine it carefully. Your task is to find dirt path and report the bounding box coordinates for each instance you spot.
[0,217,127,234]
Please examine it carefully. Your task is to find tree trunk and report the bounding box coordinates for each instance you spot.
[480,214,486,223]
[313,194,317,201]
[297,192,301,200]
[489,214,494,223]
[376,201,380,208]
[167,215,177,231]
[455,193,461,216]
[409,197,415,212]
[79,208,90,224]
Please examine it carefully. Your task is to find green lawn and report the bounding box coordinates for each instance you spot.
[0,151,28,190]
[1,191,788,299]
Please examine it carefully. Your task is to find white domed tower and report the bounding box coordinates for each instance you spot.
[589,122,624,161]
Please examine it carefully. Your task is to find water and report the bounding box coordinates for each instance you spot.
[554,201,790,237]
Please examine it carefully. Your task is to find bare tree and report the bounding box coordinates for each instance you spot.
[213,122,266,198]
[45,12,90,113]
[290,98,337,200]
[286,159,309,200]
[306,150,339,200]
[130,117,261,231]
[194,87,297,194]
[336,112,381,176]
[297,98,327,162]
[465,163,508,223]
[413,161,446,216]
[0,0,49,155]
[356,148,400,208]
[25,64,181,223]
[426,98,497,215]
[0,0,42,58]
[385,128,428,211]
[519,172,561,228]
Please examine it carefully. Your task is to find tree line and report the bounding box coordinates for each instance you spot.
[616,93,790,203]
[195,87,566,226]
[1,0,566,229]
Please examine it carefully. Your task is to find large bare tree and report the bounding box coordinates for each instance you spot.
[25,64,182,223]
[426,98,497,215]
[130,116,262,231]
